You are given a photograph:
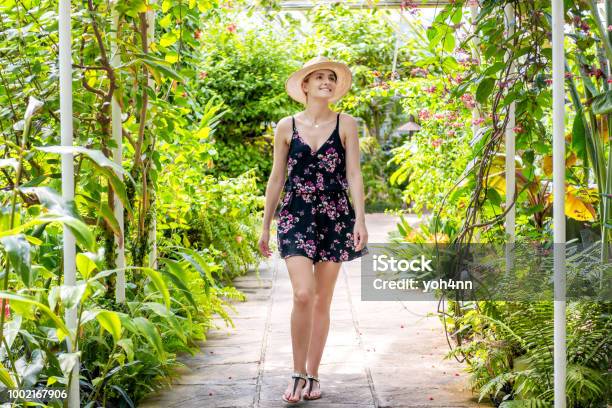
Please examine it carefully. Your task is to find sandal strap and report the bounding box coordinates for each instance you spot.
[290,372,307,396]
[292,372,307,380]
[307,374,320,382]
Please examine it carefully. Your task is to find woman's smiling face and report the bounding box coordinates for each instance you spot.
[301,69,338,101]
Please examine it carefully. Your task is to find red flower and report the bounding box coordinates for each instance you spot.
[226,23,237,33]
[592,69,604,79]
[194,29,202,40]
[199,71,208,80]
[0,299,9,319]
[545,78,553,86]
[372,70,381,77]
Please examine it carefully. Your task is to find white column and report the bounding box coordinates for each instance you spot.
[552,0,567,407]
[146,1,158,269]
[111,1,126,303]
[504,3,516,244]
[59,0,79,405]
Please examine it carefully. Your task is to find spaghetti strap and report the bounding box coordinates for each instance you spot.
[292,116,296,132]
[336,112,340,131]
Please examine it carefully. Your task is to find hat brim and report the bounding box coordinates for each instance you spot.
[285,61,352,105]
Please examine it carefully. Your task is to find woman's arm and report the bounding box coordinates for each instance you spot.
[259,117,291,257]
[343,113,368,251]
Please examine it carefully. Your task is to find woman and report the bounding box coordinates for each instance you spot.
[258,56,369,404]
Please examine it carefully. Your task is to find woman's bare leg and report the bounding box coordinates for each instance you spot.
[283,255,315,402]
[305,261,342,397]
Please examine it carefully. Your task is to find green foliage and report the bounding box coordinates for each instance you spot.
[210,137,274,190]
[443,301,610,407]
[360,135,405,212]
[196,25,297,141]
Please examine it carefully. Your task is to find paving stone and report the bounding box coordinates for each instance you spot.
[173,362,259,384]
[141,382,256,407]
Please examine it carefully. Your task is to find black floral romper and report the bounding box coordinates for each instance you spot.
[277,112,369,263]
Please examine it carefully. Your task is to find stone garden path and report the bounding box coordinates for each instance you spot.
[140,214,491,408]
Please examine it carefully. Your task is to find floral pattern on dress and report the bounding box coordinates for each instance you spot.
[277,113,369,263]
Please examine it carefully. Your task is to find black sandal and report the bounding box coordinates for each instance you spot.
[302,374,321,400]
[281,372,307,404]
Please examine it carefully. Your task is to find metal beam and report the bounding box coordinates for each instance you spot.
[58,0,79,405]
[552,0,567,406]
[280,0,454,10]
[504,3,516,246]
[111,1,126,303]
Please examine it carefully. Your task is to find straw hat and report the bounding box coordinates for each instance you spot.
[285,56,352,105]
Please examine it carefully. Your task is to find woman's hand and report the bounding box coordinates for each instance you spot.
[353,220,368,252]
[258,229,272,258]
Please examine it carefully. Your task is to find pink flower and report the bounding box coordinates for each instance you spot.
[447,130,456,137]
[199,71,208,79]
[419,108,431,121]
[608,25,612,32]
[424,85,437,94]
[461,93,475,109]
[431,138,443,148]
[410,67,428,77]
[472,117,485,126]
[564,72,574,79]
[513,125,524,133]
[452,73,464,84]
[226,23,237,33]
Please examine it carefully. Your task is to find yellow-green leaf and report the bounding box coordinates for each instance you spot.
[160,32,178,48]
[96,310,122,344]
[0,361,15,388]
[165,52,179,64]
[76,253,97,280]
